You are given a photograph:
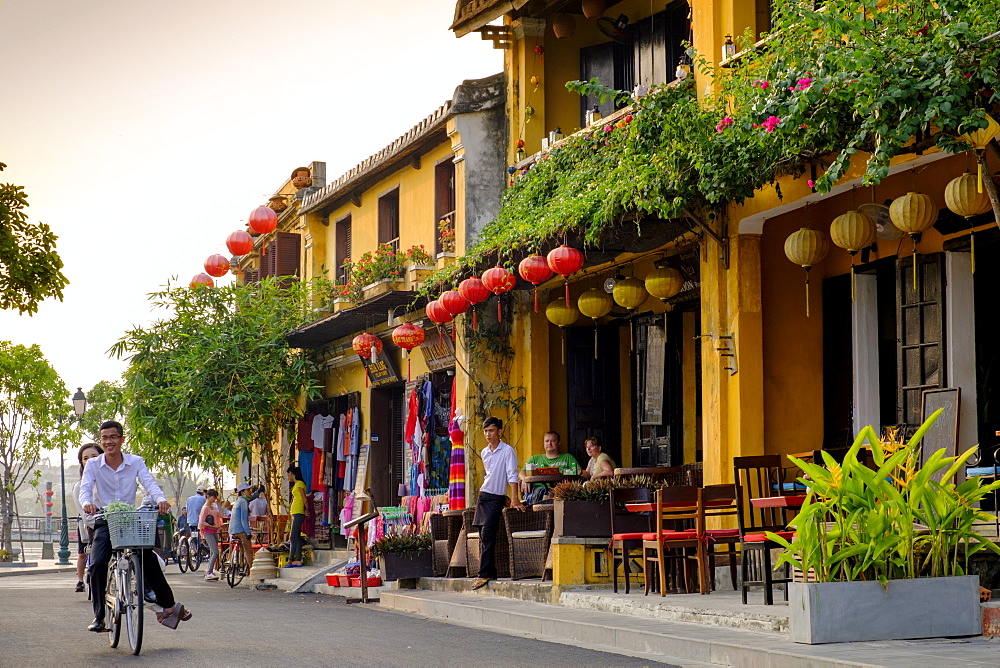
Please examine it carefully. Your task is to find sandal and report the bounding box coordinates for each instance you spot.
[156,604,190,630]
[471,578,491,590]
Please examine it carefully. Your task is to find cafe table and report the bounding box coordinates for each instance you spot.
[523,474,581,488]
[749,494,807,509]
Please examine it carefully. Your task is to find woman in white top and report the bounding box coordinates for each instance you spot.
[71,443,103,593]
[581,436,616,481]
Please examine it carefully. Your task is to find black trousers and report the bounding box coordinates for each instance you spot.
[473,492,506,579]
[90,521,175,622]
[289,513,305,562]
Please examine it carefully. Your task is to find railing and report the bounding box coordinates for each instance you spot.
[7,515,80,543]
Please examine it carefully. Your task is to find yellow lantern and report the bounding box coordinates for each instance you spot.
[784,227,829,317]
[830,210,876,301]
[945,172,991,273]
[960,113,999,195]
[645,266,684,303]
[612,277,648,311]
[545,299,579,364]
[889,191,938,289]
[578,288,613,358]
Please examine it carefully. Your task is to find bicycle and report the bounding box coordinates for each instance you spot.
[99,506,159,656]
[186,530,210,572]
[171,529,189,573]
[218,535,248,588]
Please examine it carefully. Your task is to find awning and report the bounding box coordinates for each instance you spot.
[286,291,427,349]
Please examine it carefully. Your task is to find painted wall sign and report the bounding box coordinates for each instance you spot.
[359,348,400,386]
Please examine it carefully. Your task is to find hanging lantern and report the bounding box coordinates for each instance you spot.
[190,273,214,289]
[829,210,877,301]
[545,298,579,364]
[890,192,938,290]
[425,299,453,344]
[248,205,278,234]
[962,112,1000,150]
[551,13,576,39]
[226,230,254,256]
[440,290,471,316]
[204,254,231,278]
[784,228,829,317]
[481,265,516,322]
[645,267,684,303]
[458,277,490,330]
[945,172,991,273]
[352,332,382,363]
[612,277,648,311]
[581,0,606,19]
[578,288,614,358]
[391,322,425,381]
[518,254,554,312]
[547,245,585,306]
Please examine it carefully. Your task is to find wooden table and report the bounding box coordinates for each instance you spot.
[750,495,807,509]
[523,474,581,487]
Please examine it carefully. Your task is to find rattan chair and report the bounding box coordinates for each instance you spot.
[462,507,510,579]
[429,513,450,576]
[504,507,553,580]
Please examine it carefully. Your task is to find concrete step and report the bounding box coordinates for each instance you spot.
[379,588,887,667]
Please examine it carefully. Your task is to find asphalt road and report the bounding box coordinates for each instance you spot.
[0,570,675,667]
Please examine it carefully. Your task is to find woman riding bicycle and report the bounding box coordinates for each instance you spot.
[72,442,103,593]
[79,420,193,631]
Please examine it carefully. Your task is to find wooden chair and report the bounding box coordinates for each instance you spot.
[504,507,553,580]
[641,486,709,596]
[701,483,740,591]
[614,466,687,486]
[733,456,795,605]
[609,487,653,594]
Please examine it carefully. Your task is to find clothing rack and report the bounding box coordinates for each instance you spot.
[422,487,449,497]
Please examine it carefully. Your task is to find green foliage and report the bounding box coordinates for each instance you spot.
[108,277,326,471]
[565,78,633,106]
[78,380,127,443]
[551,474,664,504]
[0,341,74,550]
[369,531,432,558]
[336,244,433,303]
[0,163,69,315]
[768,409,1000,583]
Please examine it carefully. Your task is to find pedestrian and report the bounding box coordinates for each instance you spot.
[80,420,191,631]
[471,417,524,590]
[185,485,206,553]
[71,442,103,593]
[198,489,223,580]
[229,482,264,576]
[286,465,307,567]
[177,507,189,536]
[248,491,267,520]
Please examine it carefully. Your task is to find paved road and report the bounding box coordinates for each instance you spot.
[0,570,674,666]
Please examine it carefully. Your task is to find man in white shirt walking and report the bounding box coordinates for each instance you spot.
[80,421,192,632]
[471,417,524,590]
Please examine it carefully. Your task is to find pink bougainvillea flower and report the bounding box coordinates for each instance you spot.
[752,80,771,89]
[801,123,808,128]
[807,179,815,188]
[715,116,734,132]
[760,115,781,133]
[603,124,613,133]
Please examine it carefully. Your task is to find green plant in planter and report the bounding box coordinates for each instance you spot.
[551,474,662,504]
[768,408,1000,584]
[369,532,432,559]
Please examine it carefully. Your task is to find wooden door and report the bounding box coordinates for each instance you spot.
[369,385,404,508]
[566,325,622,469]
[634,313,683,467]
[896,253,945,428]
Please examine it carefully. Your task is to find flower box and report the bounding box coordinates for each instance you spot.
[361,278,404,302]
[348,576,382,588]
[332,297,355,312]
[435,252,456,271]
[406,264,435,289]
[789,576,981,644]
[379,549,434,581]
[554,499,619,538]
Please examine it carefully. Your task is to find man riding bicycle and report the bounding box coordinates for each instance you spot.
[228,482,264,577]
[80,420,193,632]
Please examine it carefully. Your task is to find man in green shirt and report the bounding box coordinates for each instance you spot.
[519,431,581,497]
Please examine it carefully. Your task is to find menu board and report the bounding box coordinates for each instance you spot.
[642,322,665,425]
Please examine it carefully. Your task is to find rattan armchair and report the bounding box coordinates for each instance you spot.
[504,507,554,580]
[462,507,510,579]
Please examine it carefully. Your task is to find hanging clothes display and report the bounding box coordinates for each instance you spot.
[448,375,466,510]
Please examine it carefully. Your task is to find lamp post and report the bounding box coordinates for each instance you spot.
[56,388,87,565]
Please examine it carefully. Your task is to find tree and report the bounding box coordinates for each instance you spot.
[0,342,74,553]
[109,276,327,472]
[0,163,69,315]
[78,380,127,442]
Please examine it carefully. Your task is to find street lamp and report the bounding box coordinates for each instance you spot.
[56,388,86,565]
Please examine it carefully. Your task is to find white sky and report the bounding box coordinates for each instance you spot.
[0,0,502,411]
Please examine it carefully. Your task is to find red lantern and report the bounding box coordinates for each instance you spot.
[518,254,553,312]
[226,230,254,256]
[425,299,453,343]
[392,322,426,380]
[352,332,382,362]
[458,277,490,330]
[204,254,230,278]
[440,290,471,316]
[482,265,516,322]
[190,273,214,289]
[248,205,278,234]
[547,245,585,306]
[44,490,54,497]
[45,501,53,508]
[46,511,53,516]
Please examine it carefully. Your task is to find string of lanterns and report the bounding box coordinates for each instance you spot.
[190,206,277,289]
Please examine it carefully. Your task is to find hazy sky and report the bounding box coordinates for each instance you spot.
[0,1,502,407]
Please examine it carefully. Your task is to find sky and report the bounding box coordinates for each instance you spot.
[0,0,503,411]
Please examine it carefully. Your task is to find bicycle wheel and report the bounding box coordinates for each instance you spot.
[218,546,232,579]
[105,557,121,648]
[188,537,202,572]
[227,546,245,588]
[123,552,144,655]
[177,538,189,573]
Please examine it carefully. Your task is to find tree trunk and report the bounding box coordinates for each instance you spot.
[1,487,13,554]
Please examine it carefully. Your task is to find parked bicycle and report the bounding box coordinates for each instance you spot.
[218,535,249,588]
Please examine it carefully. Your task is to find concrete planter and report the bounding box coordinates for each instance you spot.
[361,278,403,302]
[435,252,456,271]
[406,264,435,289]
[379,550,433,581]
[553,499,647,537]
[789,575,981,644]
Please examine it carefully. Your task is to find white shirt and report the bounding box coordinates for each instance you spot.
[79,452,166,509]
[479,441,519,496]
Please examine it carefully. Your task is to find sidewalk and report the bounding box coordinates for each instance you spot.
[0,561,77,577]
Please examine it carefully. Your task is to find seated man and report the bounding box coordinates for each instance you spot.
[518,431,581,499]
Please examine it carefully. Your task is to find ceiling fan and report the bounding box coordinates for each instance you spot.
[597,14,631,44]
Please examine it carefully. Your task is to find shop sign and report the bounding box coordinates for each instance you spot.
[420,330,456,372]
[360,349,400,386]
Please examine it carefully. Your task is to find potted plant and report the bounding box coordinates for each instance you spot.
[771,409,1000,644]
[551,476,655,537]
[371,531,433,581]
[404,245,435,288]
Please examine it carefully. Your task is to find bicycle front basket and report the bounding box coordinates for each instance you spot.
[107,510,158,549]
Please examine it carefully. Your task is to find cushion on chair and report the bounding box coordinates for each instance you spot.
[611,532,647,541]
[641,530,697,541]
[743,530,795,543]
[510,530,548,539]
[772,482,808,491]
[704,529,740,538]
[967,466,1000,477]
[466,532,480,539]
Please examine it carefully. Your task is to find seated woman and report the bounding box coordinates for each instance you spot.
[580,436,615,481]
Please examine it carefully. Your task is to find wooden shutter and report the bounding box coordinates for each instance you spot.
[579,42,632,124]
[242,268,259,285]
[631,3,690,88]
[633,314,683,467]
[378,189,400,250]
[335,216,352,283]
[274,232,300,277]
[896,253,945,428]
